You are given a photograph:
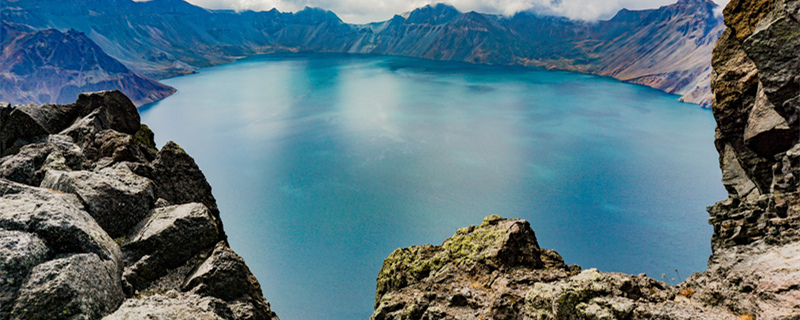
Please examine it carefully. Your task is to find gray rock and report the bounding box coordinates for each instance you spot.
[183,242,261,301]
[151,141,224,236]
[68,90,141,135]
[743,83,796,157]
[0,94,279,320]
[719,143,759,200]
[0,135,86,186]
[103,292,232,320]
[11,253,124,320]
[228,296,281,320]
[182,242,279,320]
[372,216,576,320]
[122,203,220,288]
[40,165,155,238]
[743,1,800,114]
[0,178,121,265]
[0,105,50,156]
[0,230,49,318]
[60,108,105,153]
[13,103,74,134]
[523,269,674,320]
[93,129,148,164]
[60,112,148,164]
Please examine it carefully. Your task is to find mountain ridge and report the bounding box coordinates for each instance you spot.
[1,0,722,107]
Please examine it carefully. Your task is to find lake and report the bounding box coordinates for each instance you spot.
[139,53,727,320]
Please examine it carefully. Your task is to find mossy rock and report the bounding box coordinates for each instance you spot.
[133,124,157,152]
[374,215,542,306]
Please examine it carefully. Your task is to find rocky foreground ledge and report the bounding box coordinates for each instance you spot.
[369,214,799,320]
[369,0,800,319]
[0,90,278,319]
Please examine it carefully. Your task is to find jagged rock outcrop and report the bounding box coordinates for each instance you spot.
[0,90,278,320]
[708,0,800,250]
[369,1,800,319]
[370,216,746,320]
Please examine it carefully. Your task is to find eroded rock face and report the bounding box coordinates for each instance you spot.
[0,92,277,319]
[708,0,800,250]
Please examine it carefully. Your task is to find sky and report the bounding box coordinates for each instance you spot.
[182,0,731,24]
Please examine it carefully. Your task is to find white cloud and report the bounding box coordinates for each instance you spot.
[183,0,730,24]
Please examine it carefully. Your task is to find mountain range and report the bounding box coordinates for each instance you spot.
[1,0,723,107]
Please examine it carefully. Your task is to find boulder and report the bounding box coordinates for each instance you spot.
[183,242,262,301]
[0,178,121,265]
[0,230,49,318]
[711,29,773,196]
[0,135,87,186]
[0,105,50,156]
[11,253,124,320]
[122,203,220,288]
[103,292,233,320]
[60,111,148,163]
[151,141,223,232]
[12,103,74,134]
[94,129,150,163]
[719,143,759,200]
[0,94,278,320]
[40,165,155,238]
[67,90,141,135]
[182,242,278,320]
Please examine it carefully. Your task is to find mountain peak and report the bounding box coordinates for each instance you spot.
[406,3,461,25]
[295,6,343,23]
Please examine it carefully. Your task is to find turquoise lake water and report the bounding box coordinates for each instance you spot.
[139,54,727,320]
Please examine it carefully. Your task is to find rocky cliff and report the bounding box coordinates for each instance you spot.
[0,90,278,320]
[0,22,175,107]
[2,0,720,107]
[368,0,800,319]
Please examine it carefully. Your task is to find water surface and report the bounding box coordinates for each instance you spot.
[140,54,726,320]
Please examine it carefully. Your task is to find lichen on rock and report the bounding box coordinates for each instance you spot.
[372,215,576,320]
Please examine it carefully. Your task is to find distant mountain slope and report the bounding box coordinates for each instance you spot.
[0,22,175,106]
[346,0,723,106]
[1,0,356,79]
[1,0,721,107]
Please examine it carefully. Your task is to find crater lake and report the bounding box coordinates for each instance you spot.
[139,53,727,320]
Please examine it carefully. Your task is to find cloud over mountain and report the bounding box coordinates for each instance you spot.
[182,0,730,23]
